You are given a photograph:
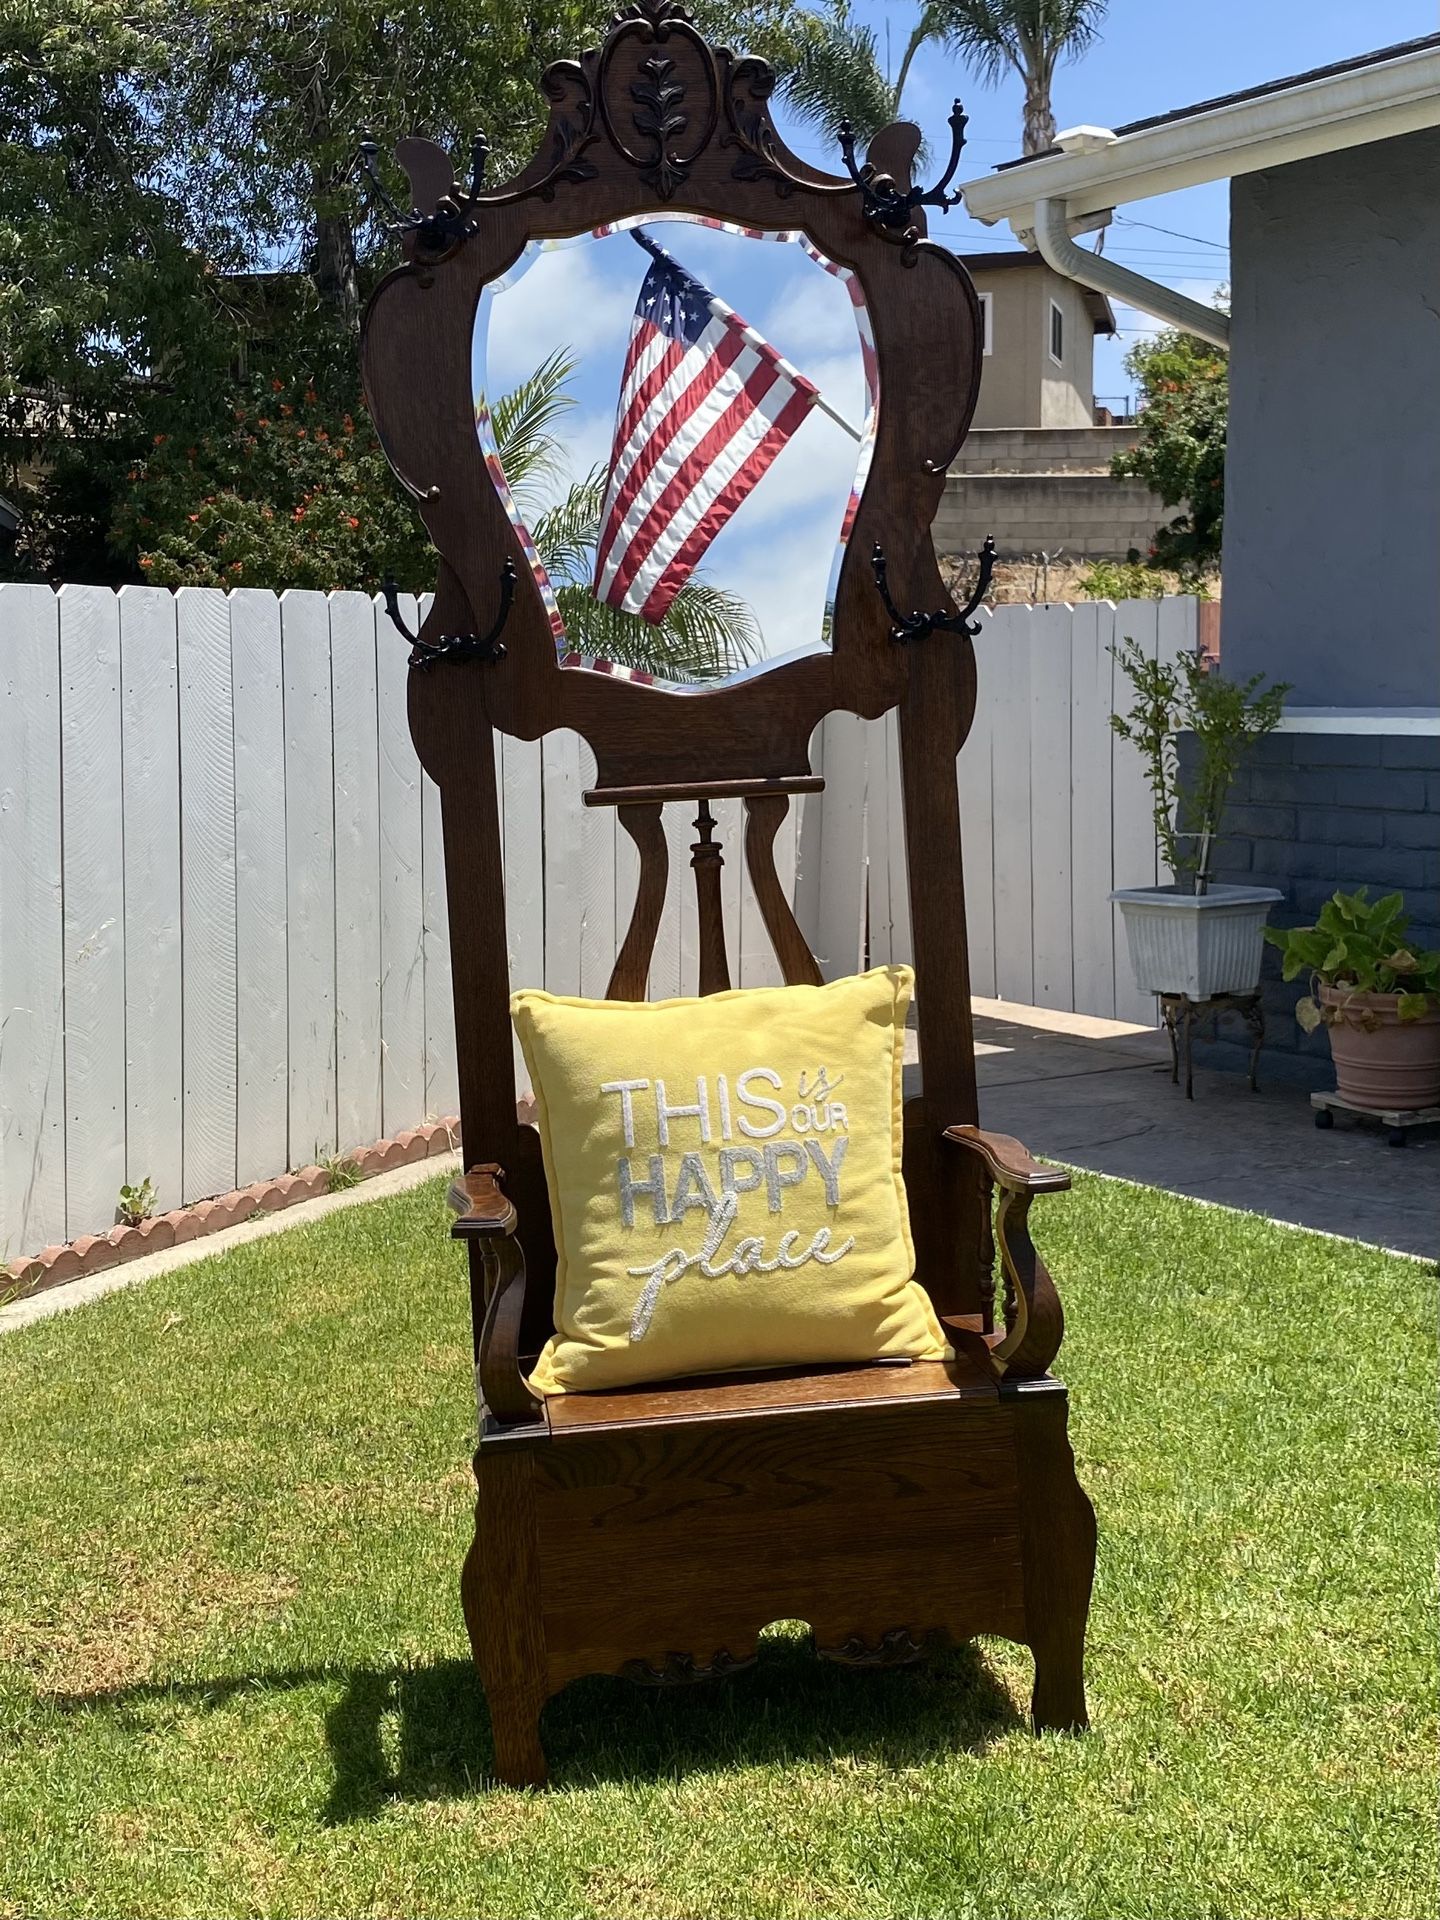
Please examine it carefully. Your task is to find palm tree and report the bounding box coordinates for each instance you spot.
[490,351,759,681]
[926,2,1109,155]
[780,1,1108,157]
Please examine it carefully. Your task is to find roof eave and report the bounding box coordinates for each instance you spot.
[959,42,1440,229]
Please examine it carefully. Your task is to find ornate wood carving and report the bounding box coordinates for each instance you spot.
[817,1626,943,1668]
[620,1647,757,1687]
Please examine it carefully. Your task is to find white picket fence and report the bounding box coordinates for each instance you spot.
[0,582,1188,1259]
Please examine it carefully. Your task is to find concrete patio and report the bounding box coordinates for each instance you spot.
[920,997,1437,1260]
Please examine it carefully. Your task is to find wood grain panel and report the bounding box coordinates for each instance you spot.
[59,586,127,1234]
[119,587,184,1205]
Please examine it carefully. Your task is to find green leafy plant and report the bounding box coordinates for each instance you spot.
[1265,889,1440,1031]
[1110,325,1228,578]
[116,1177,158,1227]
[322,1155,363,1194]
[1109,640,1287,893]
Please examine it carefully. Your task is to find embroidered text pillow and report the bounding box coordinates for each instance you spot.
[514,967,944,1395]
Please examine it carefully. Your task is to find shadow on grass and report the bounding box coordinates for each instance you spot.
[51,1633,1024,1814]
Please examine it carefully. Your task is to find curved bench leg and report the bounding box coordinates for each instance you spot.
[1009,1379,1097,1734]
[463,1450,551,1787]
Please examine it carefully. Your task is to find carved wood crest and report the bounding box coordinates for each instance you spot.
[359,0,987,799]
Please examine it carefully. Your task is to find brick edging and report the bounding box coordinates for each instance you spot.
[2,1118,461,1305]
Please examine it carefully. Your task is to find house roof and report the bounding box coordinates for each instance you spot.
[0,493,20,536]
[957,251,1116,333]
[961,32,1440,229]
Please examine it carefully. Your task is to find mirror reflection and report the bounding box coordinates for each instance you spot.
[473,218,876,683]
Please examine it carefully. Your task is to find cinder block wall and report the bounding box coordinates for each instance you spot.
[1184,731,1440,1062]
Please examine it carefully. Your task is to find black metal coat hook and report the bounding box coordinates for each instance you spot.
[870,537,996,644]
[837,100,970,236]
[381,560,517,670]
[354,128,491,255]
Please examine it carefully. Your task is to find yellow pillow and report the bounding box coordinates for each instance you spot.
[514,966,944,1395]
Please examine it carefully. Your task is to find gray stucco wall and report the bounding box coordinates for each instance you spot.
[1223,129,1440,706]
[1183,730,1440,1067]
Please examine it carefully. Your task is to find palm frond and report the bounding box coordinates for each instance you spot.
[531,468,605,586]
[928,1,1108,87]
[777,4,898,145]
[554,579,759,683]
[489,348,576,507]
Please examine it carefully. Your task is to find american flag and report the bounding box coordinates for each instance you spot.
[592,230,820,625]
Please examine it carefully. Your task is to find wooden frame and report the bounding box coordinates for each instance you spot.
[360,0,1094,1787]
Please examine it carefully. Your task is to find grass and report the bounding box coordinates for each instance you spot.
[0,1170,1433,1919]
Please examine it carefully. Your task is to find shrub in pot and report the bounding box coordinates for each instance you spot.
[1108,639,1289,1000]
[1266,889,1440,1110]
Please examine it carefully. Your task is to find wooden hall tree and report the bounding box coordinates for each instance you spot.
[359,1,1094,1787]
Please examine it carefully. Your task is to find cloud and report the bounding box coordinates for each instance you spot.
[721,499,843,660]
[480,244,637,391]
[759,266,865,364]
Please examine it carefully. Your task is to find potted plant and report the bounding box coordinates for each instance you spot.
[1266,889,1440,1110]
[1109,639,1288,999]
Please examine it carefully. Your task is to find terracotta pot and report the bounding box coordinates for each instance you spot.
[1319,985,1440,1111]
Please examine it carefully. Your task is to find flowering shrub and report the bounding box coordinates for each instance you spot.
[112,379,434,592]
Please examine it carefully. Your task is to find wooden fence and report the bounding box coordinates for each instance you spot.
[0,582,1187,1259]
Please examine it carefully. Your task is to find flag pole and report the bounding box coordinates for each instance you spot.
[630,227,864,444]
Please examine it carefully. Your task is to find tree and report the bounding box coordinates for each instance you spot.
[780,1,1108,155]
[923,2,1108,155]
[1,1,804,583]
[1110,327,1229,578]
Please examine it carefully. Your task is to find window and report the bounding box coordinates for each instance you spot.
[977,290,993,356]
[1048,298,1064,366]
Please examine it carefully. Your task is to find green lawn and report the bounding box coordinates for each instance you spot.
[1,1171,1434,1919]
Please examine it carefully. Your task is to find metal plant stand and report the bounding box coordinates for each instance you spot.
[1158,991,1265,1100]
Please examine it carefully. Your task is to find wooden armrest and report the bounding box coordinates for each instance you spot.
[941,1127,1067,1383]
[448,1163,519,1239]
[943,1125,1070,1194]
[447,1166,538,1424]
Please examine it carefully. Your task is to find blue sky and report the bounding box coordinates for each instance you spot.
[481,1,1437,657]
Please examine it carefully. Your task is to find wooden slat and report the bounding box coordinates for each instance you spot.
[957,610,997,1000]
[376,592,427,1135]
[1068,599,1117,1020]
[667,798,700,997]
[231,589,289,1187]
[883,708,913,968]
[808,709,866,980]
[864,714,894,965]
[422,764,459,1121]
[577,737,617,999]
[1028,601,1073,1010]
[177,587,237,1202]
[989,603,1035,1005]
[330,591,383,1152]
[1110,598,1163,1024]
[502,730,544,1087]
[119,586,183,1208]
[57,587,127,1238]
[281,590,337,1166]
[0,584,67,1253]
[542,729,584,998]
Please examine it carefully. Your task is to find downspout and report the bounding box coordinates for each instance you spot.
[1031,196,1230,350]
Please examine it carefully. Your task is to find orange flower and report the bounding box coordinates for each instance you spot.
[153,433,167,445]
[188,513,199,523]
[346,516,359,529]
[281,403,294,416]
[293,507,305,521]
[296,427,306,438]
[305,388,317,404]
[139,556,153,569]
[272,378,284,391]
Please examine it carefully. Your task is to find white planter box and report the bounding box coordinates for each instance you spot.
[1110,884,1283,1000]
